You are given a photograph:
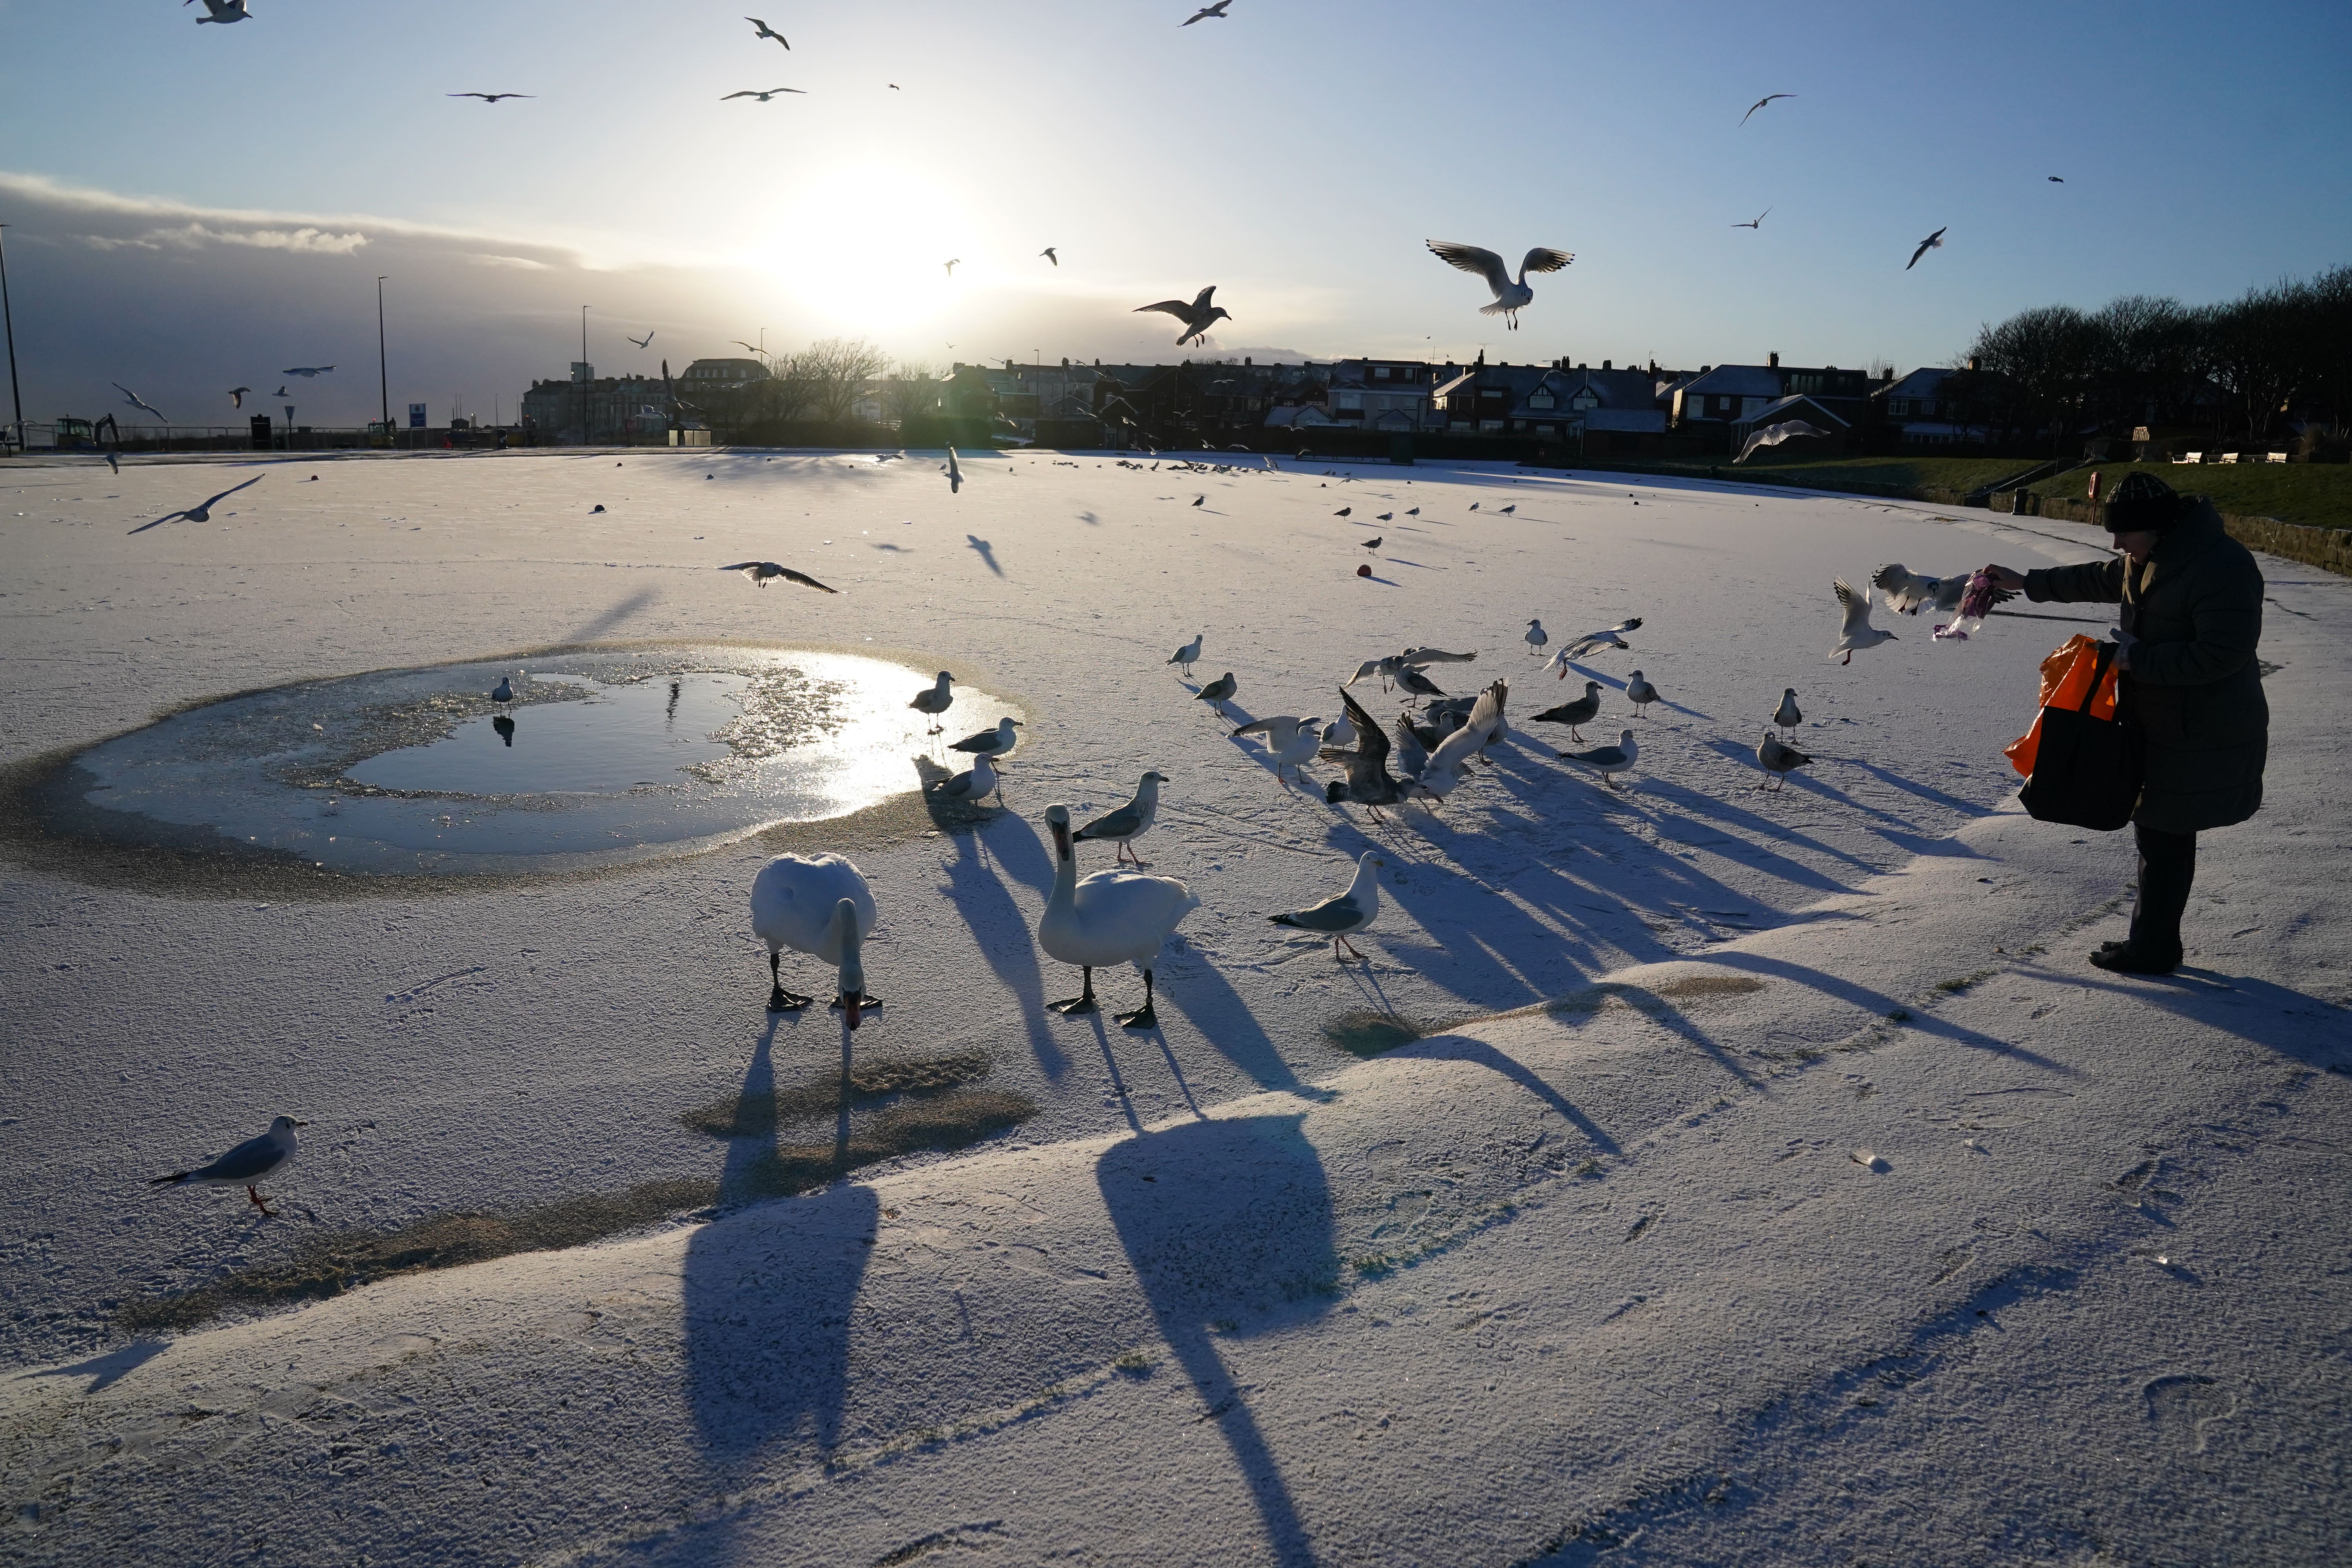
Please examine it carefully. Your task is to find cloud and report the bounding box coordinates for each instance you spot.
[468,254,553,270]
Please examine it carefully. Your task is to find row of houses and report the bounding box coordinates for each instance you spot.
[521,350,2008,455]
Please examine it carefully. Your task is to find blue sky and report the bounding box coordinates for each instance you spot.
[2,0,2347,425]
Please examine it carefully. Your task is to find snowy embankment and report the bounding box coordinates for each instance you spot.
[1,450,2346,1564]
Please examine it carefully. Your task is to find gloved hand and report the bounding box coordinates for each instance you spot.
[2108,626,2138,671]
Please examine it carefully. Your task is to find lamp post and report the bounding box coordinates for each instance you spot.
[376,275,390,442]
[579,304,590,445]
[0,223,22,453]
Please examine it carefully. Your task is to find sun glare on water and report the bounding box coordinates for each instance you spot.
[751,167,971,340]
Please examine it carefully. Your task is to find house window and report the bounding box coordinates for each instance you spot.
[1374,367,1392,380]
[1529,389,1554,409]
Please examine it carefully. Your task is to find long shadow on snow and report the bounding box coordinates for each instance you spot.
[2020,965,2351,1070]
[1099,1115,1336,1567]
[934,809,1068,1079]
[686,1017,878,1459]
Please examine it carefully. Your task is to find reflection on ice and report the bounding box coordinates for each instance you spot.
[65,648,1021,876]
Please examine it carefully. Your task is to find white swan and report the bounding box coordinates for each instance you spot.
[750,853,878,1027]
[1038,803,1198,1028]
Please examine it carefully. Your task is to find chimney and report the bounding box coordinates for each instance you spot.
[1768,351,1780,369]
[1602,359,1612,370]
[1967,355,1981,372]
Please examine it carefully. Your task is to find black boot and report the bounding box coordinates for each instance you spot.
[2093,824,2194,974]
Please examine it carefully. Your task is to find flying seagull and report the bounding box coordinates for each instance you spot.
[1040,247,1058,265]
[1426,240,1575,330]
[723,87,805,101]
[1135,285,1231,347]
[943,258,960,276]
[1740,92,1795,125]
[1732,207,1772,229]
[188,0,251,22]
[1232,715,1322,782]
[719,561,839,592]
[449,92,534,103]
[1183,1,1234,23]
[1906,227,1947,270]
[151,1115,305,1215]
[1561,617,1643,660]
[1321,686,1410,819]
[271,385,289,398]
[113,383,167,423]
[1737,419,1830,463]
[2047,175,2064,182]
[227,386,251,408]
[628,330,655,349]
[744,16,789,46]
[281,365,335,377]
[1830,578,1896,664]
[129,473,265,534]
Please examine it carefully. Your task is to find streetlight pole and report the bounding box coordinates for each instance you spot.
[376,275,390,440]
[0,223,22,453]
[579,304,590,445]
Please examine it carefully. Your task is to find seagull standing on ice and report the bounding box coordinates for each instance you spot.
[1194,671,1238,709]
[1524,618,1549,657]
[933,750,1002,808]
[1559,729,1640,790]
[950,715,1023,762]
[1426,240,1575,330]
[1168,632,1204,676]
[1755,729,1813,791]
[1073,771,1168,865]
[1532,680,1603,741]
[1831,579,1897,663]
[151,1116,305,1214]
[1270,851,1385,960]
[909,671,955,732]
[1134,286,1231,347]
[1906,227,1947,270]
[719,561,838,592]
[128,473,264,534]
[1232,715,1322,781]
[1773,688,1803,732]
[490,674,515,706]
[1625,671,1659,715]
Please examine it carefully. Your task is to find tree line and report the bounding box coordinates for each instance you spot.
[1956,266,2351,456]
[684,337,946,429]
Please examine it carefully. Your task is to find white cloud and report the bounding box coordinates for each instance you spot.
[468,253,553,270]
[140,222,371,255]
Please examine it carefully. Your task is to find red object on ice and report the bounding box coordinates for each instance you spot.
[2087,469,2102,501]
[1356,563,1372,577]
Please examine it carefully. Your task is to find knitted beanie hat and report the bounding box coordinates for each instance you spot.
[2104,471,2190,533]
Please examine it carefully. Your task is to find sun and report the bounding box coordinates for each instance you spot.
[751,165,970,341]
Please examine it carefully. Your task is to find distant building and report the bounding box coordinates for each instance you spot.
[678,357,771,390]
[1673,354,1873,443]
[519,361,674,442]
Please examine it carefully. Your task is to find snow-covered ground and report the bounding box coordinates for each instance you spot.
[2,448,2345,1564]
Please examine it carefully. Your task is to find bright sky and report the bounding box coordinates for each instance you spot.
[3,0,2348,425]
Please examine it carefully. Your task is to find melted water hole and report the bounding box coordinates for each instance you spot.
[62,648,1019,875]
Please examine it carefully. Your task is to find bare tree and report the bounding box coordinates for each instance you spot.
[788,337,891,423]
[882,360,942,427]
[1969,305,2099,456]
[2202,283,2303,442]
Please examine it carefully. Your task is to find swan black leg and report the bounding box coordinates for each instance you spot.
[767,951,812,1011]
[1049,966,1100,1015]
[1116,969,1158,1030]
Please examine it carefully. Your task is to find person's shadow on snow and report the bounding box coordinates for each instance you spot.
[1098,1114,1337,1565]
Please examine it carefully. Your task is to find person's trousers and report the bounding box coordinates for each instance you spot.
[2129,822,2197,962]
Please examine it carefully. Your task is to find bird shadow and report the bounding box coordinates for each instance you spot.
[1383,558,1441,571]
[935,813,1067,1079]
[1407,1036,1624,1154]
[17,1339,171,1395]
[1358,574,1401,587]
[964,535,1002,575]
[869,542,913,554]
[565,588,659,642]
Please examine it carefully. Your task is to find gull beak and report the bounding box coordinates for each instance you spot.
[290,1120,310,1127]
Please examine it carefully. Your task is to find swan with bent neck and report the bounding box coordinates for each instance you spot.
[1037,802,1198,1029]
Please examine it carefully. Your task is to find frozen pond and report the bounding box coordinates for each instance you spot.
[58,647,1020,875]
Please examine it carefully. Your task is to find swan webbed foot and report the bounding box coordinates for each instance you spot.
[827,993,881,1011]
[1115,1004,1158,1030]
[1047,994,1099,1015]
[767,987,813,1012]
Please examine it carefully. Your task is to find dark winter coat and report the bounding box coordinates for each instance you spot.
[2024,500,2267,833]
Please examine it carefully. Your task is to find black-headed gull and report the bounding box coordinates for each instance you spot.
[1232,715,1321,781]
[1831,579,1897,663]
[128,473,263,534]
[151,1116,305,1214]
[719,561,838,592]
[1426,240,1575,330]
[1524,619,1548,656]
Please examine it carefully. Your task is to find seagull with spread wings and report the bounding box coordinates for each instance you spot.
[628,330,655,350]
[227,386,251,408]
[1183,1,1234,23]
[113,383,168,423]
[1732,207,1772,229]
[719,561,839,592]
[1740,92,1795,125]
[1134,286,1231,347]
[449,92,533,103]
[1425,240,1574,330]
[1906,227,1947,270]
[1039,247,1058,266]
[130,473,264,534]
[1830,579,1896,663]
[188,0,251,23]
[744,16,789,47]
[723,87,804,102]
[281,365,335,377]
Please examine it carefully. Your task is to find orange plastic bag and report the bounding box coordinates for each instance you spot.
[2006,635,2120,777]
